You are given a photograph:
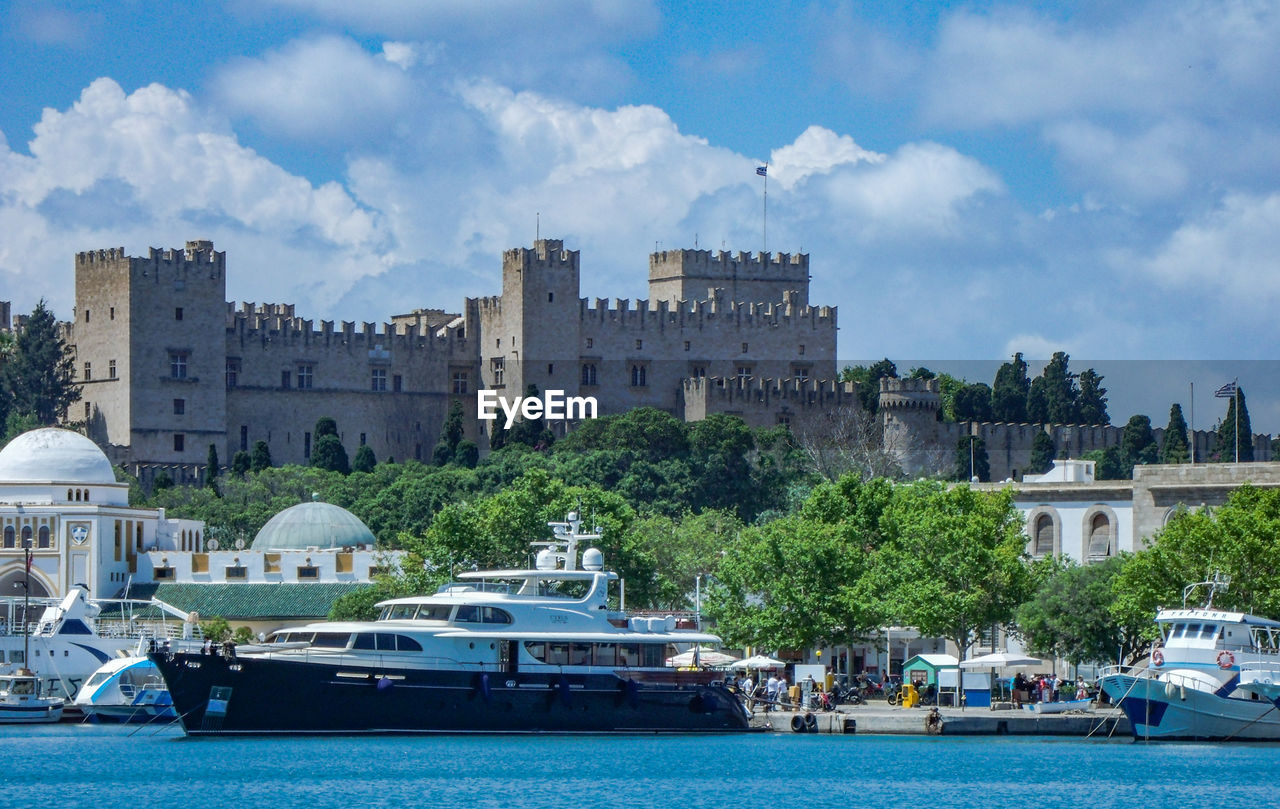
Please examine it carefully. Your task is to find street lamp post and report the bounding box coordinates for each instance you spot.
[969,435,976,482]
[21,537,31,672]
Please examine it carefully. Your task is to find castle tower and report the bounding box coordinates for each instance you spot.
[71,241,228,474]
[648,249,809,307]
[487,239,582,400]
[879,377,945,476]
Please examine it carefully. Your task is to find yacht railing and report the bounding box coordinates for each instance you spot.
[1239,661,1280,683]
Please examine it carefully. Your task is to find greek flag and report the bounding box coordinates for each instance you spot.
[1215,381,1238,398]
[756,166,767,177]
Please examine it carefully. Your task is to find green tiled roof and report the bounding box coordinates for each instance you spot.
[116,582,367,621]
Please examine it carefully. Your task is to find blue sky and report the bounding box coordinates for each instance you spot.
[2,0,1279,432]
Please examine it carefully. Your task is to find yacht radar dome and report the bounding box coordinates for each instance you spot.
[581,548,604,571]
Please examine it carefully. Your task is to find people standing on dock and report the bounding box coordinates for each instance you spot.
[740,674,754,710]
[765,673,779,711]
[777,676,789,709]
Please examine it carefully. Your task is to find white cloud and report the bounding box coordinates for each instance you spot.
[768,126,884,191]
[1138,192,1280,301]
[212,37,418,141]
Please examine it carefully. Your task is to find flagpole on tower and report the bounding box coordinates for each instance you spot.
[756,164,769,255]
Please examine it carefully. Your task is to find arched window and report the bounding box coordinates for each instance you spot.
[1034,514,1055,556]
[37,526,50,549]
[2,526,13,548]
[20,526,32,547]
[67,489,73,501]
[1088,513,1113,559]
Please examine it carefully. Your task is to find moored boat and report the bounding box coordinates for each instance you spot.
[73,656,174,723]
[1098,577,1280,741]
[0,669,64,723]
[150,513,750,735]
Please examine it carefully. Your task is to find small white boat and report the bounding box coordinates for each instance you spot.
[74,656,174,723]
[1023,698,1093,714]
[0,669,64,723]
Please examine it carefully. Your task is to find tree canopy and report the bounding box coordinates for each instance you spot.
[2,300,79,437]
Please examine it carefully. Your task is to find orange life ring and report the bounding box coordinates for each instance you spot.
[1217,649,1235,669]
[1151,648,1164,666]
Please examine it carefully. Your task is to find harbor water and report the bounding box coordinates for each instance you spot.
[3,724,1273,809]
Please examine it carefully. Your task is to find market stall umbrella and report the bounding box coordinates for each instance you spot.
[729,654,786,670]
[666,647,739,668]
[958,652,1041,669]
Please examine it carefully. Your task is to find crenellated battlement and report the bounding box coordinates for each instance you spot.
[681,376,861,428]
[225,301,465,352]
[879,377,941,411]
[503,239,579,273]
[649,248,810,308]
[580,295,836,330]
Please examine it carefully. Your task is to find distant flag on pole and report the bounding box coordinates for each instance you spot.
[1215,381,1238,398]
[25,551,32,574]
[756,165,767,177]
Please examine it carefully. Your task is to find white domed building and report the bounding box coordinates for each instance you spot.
[0,427,204,599]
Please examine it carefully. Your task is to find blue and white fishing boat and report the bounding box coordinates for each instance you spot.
[1098,576,1280,741]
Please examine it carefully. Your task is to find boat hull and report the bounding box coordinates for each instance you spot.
[151,652,751,735]
[0,702,64,724]
[1100,673,1280,741]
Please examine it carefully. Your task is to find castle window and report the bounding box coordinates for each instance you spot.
[635,339,643,350]
[496,338,501,348]
[799,344,806,356]
[304,431,312,460]
[359,433,366,446]
[173,398,185,415]
[586,338,593,349]
[84,309,90,323]
[240,426,248,452]
[371,368,387,391]
[581,364,597,386]
[175,307,183,321]
[691,365,706,379]
[630,364,647,388]
[174,434,185,452]
[792,365,810,382]
[547,363,554,376]
[1033,514,1055,557]
[777,413,791,426]
[1088,512,1114,560]
[109,359,117,379]
[452,371,469,395]
[736,366,753,384]
[226,358,239,388]
[169,351,189,379]
[297,365,313,389]
[281,370,291,389]
[393,374,403,392]
[742,343,749,353]
[548,292,554,303]
[83,362,91,381]
[684,341,690,352]
[109,307,115,320]
[491,357,505,387]
[84,402,91,420]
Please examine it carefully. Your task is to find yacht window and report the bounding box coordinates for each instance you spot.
[312,633,352,649]
[353,633,377,650]
[546,642,570,665]
[570,643,592,666]
[415,605,452,621]
[83,672,111,688]
[641,644,665,667]
[285,632,315,644]
[1183,623,1201,638]
[1199,624,1219,639]
[454,605,480,623]
[618,644,641,667]
[595,643,618,666]
[395,635,422,652]
[386,605,417,620]
[523,641,546,662]
[482,607,513,624]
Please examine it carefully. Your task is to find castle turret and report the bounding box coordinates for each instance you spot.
[648,249,809,308]
[879,377,945,476]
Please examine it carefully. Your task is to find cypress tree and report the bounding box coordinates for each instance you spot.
[231,450,251,478]
[434,400,465,464]
[1215,386,1254,462]
[1026,377,1049,423]
[311,434,350,474]
[205,444,221,492]
[1041,352,1080,424]
[314,416,338,438]
[1076,369,1109,425]
[250,440,272,472]
[1160,403,1190,464]
[352,444,377,473]
[2,300,79,426]
[990,353,1030,423]
[1121,414,1158,475]
[1029,431,1056,475]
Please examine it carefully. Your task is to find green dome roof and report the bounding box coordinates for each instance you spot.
[251,501,375,551]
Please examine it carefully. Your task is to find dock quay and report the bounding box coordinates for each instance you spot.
[752,703,1131,737]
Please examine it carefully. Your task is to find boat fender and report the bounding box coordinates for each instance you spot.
[790,714,807,733]
[1151,648,1164,666]
[1217,650,1235,669]
[376,676,393,691]
[804,713,818,732]
[479,673,491,702]
[1164,681,1177,699]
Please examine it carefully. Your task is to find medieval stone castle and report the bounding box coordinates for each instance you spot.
[8,238,1270,485]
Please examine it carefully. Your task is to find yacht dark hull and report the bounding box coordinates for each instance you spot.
[150,652,751,735]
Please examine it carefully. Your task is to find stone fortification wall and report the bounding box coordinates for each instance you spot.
[1132,462,1280,545]
[648,249,810,309]
[681,377,859,429]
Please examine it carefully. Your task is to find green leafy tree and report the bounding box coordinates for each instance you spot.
[314,416,338,438]
[1160,403,1191,464]
[352,444,377,474]
[1016,557,1145,667]
[1076,369,1109,425]
[839,359,897,414]
[199,616,232,643]
[311,434,351,475]
[1120,414,1159,474]
[1114,486,1280,644]
[953,383,994,423]
[2,300,79,428]
[433,400,466,464]
[1026,376,1049,423]
[990,353,1030,423]
[1041,352,1079,424]
[1029,431,1056,475]
[250,440,272,472]
[1082,446,1127,480]
[1215,386,1254,462]
[454,440,479,469]
[626,510,744,611]
[151,470,174,492]
[231,450,251,478]
[861,482,1033,662]
[954,435,989,482]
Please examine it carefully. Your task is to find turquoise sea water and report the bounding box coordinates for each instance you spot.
[3,724,1275,809]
